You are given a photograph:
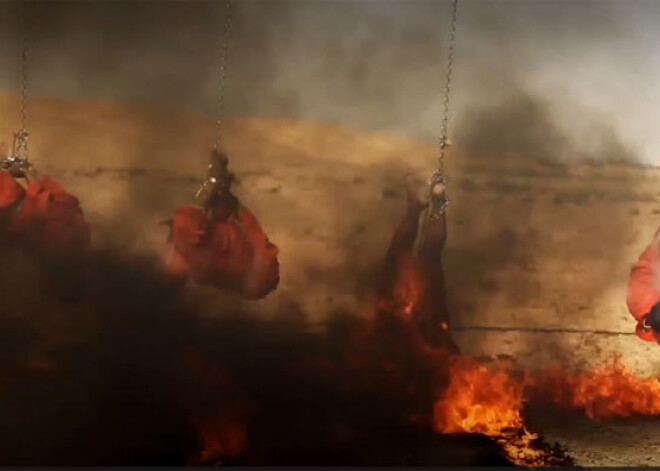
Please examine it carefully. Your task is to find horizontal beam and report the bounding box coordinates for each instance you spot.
[451,324,637,336]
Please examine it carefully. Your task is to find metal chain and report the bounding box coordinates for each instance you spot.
[414,0,459,253]
[214,0,234,152]
[437,0,458,173]
[15,0,29,159]
[417,7,459,458]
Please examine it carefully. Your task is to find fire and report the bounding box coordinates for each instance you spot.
[432,355,573,466]
[532,359,660,420]
[433,356,525,436]
[431,351,660,466]
[432,354,660,429]
[383,255,660,465]
[388,259,563,465]
[495,428,573,467]
[389,255,426,319]
[497,430,542,465]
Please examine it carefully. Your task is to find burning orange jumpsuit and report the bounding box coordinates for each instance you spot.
[0,163,90,258]
[627,227,660,343]
[378,177,456,351]
[167,151,280,300]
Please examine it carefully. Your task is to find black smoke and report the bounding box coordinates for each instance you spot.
[0,235,520,465]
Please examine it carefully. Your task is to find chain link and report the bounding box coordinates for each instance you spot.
[214,0,234,152]
[415,0,459,253]
[416,9,460,451]
[438,0,458,173]
[14,0,29,159]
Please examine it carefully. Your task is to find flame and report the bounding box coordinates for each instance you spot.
[434,356,524,436]
[497,430,542,466]
[389,260,564,466]
[431,352,660,466]
[495,428,573,467]
[385,255,425,319]
[531,359,660,420]
[432,356,573,466]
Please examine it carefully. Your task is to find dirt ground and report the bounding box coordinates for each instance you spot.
[2,90,660,466]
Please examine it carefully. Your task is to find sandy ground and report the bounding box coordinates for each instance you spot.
[2,90,660,465]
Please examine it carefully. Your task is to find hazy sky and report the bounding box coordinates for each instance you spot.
[1,1,659,164]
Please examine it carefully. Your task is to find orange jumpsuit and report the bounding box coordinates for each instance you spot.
[0,170,90,257]
[0,170,25,216]
[168,200,279,300]
[627,242,660,343]
[377,184,456,352]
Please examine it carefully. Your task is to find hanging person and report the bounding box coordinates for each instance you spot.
[165,0,279,300]
[376,173,457,353]
[9,161,91,258]
[0,155,27,225]
[626,224,660,344]
[0,2,91,260]
[375,0,460,351]
[0,132,90,259]
[166,149,280,299]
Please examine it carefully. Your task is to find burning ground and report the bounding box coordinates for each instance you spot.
[0,239,523,465]
[5,236,660,465]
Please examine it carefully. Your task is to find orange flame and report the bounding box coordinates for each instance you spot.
[386,255,426,319]
[432,356,570,466]
[432,354,660,465]
[434,355,660,430]
[532,359,660,420]
[380,252,660,465]
[433,356,525,436]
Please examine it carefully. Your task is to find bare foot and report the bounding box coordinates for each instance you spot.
[431,181,446,201]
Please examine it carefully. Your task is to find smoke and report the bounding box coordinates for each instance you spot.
[0,2,653,462]
[0,0,651,390]
[0,233,524,465]
[0,1,658,163]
